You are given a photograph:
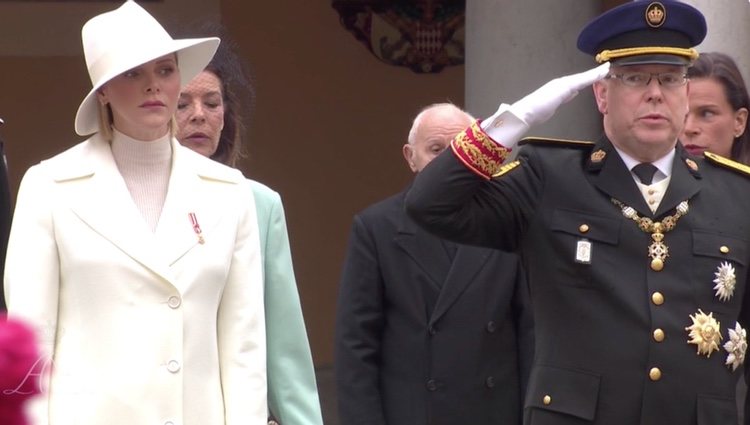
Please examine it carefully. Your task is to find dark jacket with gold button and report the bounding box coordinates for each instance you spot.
[406,137,750,425]
[335,189,534,425]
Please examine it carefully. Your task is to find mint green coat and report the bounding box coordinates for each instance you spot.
[250,180,323,425]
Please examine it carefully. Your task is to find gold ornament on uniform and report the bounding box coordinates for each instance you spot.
[590,149,606,163]
[685,158,698,171]
[686,309,722,358]
[724,322,747,371]
[713,261,737,302]
[611,199,689,271]
[646,2,666,28]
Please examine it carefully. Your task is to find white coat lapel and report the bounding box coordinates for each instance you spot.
[154,140,243,266]
[53,134,177,284]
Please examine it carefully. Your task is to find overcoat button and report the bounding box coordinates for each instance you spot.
[428,326,437,336]
[426,379,437,391]
[167,296,181,309]
[651,292,664,305]
[167,360,181,373]
[720,246,730,254]
[543,395,552,405]
[579,224,589,233]
[486,321,496,333]
[485,376,495,388]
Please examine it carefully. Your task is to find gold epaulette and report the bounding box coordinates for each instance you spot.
[704,151,750,178]
[519,137,595,148]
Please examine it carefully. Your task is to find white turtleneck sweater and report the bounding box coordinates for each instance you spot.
[110,129,172,232]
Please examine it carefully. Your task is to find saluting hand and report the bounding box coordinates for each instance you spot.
[511,61,611,127]
[479,62,611,149]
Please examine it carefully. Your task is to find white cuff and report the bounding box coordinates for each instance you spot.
[480,105,531,150]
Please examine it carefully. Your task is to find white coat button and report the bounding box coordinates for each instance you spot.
[167,296,181,309]
[167,360,181,373]
[167,295,182,308]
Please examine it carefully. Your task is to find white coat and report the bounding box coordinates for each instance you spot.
[4,134,267,425]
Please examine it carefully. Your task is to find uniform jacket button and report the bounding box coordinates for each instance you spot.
[649,367,662,381]
[486,321,496,333]
[426,379,438,391]
[653,328,665,342]
[428,326,437,336]
[485,376,495,388]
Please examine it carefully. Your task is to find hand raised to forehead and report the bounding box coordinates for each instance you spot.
[511,62,611,127]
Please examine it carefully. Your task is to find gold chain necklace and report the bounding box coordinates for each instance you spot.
[611,198,689,271]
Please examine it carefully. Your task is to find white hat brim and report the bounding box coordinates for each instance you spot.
[74,36,219,136]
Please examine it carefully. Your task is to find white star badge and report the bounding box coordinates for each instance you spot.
[713,261,736,302]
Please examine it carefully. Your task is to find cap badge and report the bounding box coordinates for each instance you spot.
[590,149,606,163]
[685,158,698,171]
[686,309,722,358]
[645,2,666,28]
[713,261,737,302]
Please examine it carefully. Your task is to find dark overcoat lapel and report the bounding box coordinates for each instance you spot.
[393,207,491,325]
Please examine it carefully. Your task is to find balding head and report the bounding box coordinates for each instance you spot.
[404,103,473,173]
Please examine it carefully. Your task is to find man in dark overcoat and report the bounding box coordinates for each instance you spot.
[406,1,750,424]
[335,103,533,425]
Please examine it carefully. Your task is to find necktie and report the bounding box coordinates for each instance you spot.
[632,163,658,185]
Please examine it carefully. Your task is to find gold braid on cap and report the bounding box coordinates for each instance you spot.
[596,46,699,63]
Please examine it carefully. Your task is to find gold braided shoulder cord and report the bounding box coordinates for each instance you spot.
[611,198,689,271]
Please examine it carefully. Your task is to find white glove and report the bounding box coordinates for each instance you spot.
[511,62,611,126]
[480,62,610,148]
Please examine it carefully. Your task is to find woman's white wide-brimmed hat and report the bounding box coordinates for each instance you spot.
[74,0,219,136]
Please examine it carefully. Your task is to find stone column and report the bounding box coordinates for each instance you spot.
[465,0,603,140]
[683,0,750,85]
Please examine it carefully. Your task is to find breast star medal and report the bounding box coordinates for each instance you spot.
[724,322,747,371]
[686,309,722,358]
[713,261,736,302]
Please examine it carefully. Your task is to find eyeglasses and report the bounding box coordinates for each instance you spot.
[606,72,688,88]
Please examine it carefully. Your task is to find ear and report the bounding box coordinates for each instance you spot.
[592,81,607,114]
[402,144,417,173]
[734,107,748,137]
[96,88,108,105]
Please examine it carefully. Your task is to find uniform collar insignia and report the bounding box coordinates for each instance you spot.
[685,158,698,171]
[590,149,606,163]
